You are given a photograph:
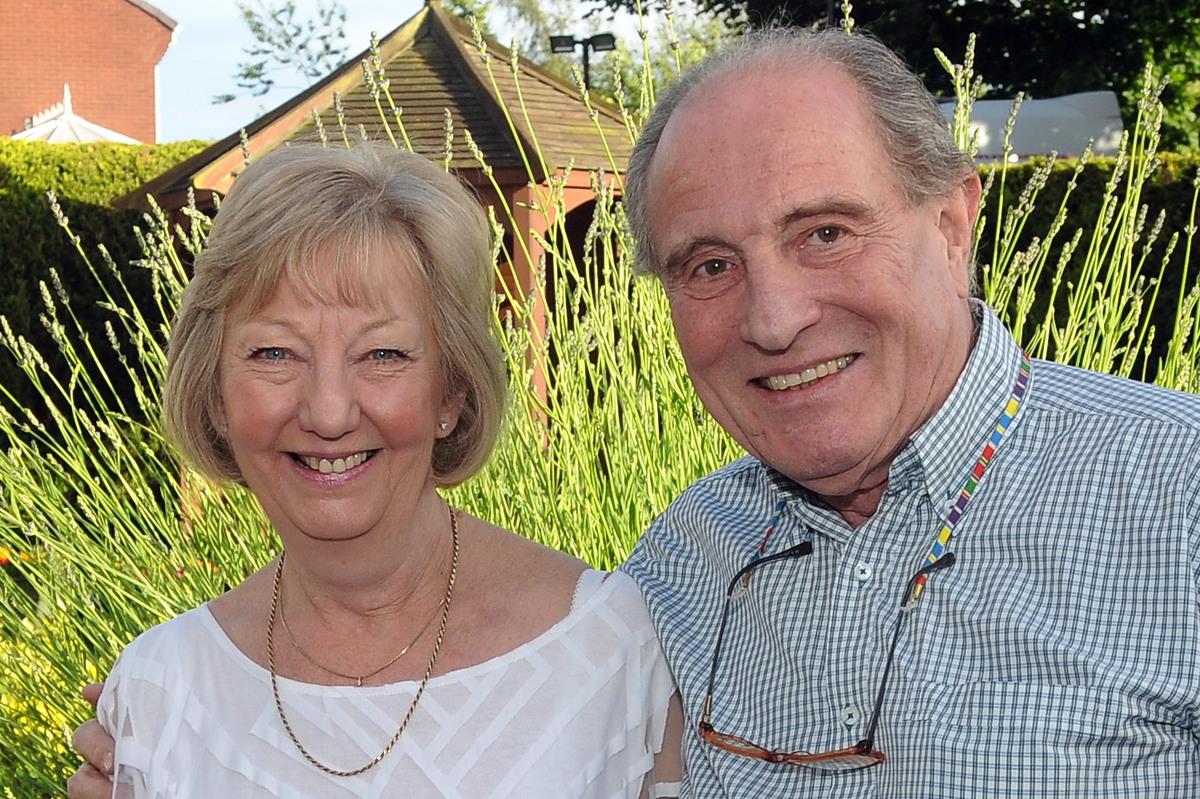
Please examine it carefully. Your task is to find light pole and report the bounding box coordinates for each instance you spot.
[548,32,617,91]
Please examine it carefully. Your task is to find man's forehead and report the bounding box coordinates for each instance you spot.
[649,61,883,198]
[654,59,875,175]
[676,56,860,119]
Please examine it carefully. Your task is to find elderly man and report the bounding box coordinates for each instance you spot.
[69,27,1199,799]
[618,27,1200,798]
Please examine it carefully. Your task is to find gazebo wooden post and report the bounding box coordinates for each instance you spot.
[510,184,550,406]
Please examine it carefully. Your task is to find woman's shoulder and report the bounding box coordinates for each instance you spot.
[439,516,649,671]
[103,605,251,702]
[98,605,239,736]
[456,517,585,612]
[571,569,652,618]
[114,605,219,662]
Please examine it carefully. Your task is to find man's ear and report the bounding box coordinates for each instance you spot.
[938,172,983,299]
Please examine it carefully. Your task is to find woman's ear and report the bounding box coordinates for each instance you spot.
[436,389,467,438]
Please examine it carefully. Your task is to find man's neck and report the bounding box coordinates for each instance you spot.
[819,303,984,530]
[821,483,887,529]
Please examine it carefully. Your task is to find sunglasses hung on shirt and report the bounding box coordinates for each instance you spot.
[697,545,958,772]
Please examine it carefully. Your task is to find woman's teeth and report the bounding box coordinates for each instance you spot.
[764,355,856,390]
[298,451,371,474]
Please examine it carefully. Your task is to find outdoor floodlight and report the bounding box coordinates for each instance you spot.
[549,35,578,54]
[546,31,618,90]
[588,33,616,52]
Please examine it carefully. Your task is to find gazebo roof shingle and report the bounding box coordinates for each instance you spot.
[121,1,631,210]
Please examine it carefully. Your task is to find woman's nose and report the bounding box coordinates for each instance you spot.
[297,363,361,438]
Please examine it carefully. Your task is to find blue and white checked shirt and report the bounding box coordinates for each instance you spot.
[622,303,1200,797]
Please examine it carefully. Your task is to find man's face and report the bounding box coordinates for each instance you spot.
[645,60,979,511]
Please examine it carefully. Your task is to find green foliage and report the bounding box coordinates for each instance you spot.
[588,0,1200,152]
[974,152,1200,377]
[0,139,209,418]
[1,22,1199,798]
[213,0,349,104]
[446,0,496,35]
[590,2,732,115]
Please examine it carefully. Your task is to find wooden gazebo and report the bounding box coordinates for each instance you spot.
[120,0,634,395]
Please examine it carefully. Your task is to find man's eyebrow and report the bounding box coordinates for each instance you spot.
[661,236,740,276]
[776,195,874,229]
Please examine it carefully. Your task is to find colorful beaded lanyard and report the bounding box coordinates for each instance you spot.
[744,353,1032,605]
[905,352,1031,607]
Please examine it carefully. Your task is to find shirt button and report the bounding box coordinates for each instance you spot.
[853,562,873,582]
[840,706,862,727]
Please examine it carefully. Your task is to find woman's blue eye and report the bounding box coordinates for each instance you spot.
[368,349,409,361]
[253,347,289,361]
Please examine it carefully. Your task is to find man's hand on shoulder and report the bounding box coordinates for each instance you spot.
[67,683,125,799]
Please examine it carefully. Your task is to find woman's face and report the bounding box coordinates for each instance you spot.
[217,247,459,544]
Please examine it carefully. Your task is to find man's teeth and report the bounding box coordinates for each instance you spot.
[299,452,370,474]
[764,355,856,390]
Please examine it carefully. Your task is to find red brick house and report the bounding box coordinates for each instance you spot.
[0,0,176,142]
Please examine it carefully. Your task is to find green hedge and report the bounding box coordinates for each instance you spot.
[0,139,208,413]
[976,152,1200,377]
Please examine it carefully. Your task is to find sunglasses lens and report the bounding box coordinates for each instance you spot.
[702,726,764,758]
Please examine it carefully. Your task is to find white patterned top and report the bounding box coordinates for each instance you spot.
[98,570,680,799]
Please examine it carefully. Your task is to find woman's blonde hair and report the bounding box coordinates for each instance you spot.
[164,142,506,487]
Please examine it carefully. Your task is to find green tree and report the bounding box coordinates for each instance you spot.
[445,0,495,35]
[213,0,348,105]
[452,0,616,88]
[585,0,1200,152]
[590,6,731,112]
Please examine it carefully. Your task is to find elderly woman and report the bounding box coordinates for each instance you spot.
[67,143,681,797]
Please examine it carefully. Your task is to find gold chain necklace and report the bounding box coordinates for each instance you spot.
[281,593,445,687]
[267,505,459,778]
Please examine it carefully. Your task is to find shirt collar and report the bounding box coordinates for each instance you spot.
[908,299,1027,509]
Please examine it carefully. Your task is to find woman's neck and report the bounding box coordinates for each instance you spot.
[277,489,455,630]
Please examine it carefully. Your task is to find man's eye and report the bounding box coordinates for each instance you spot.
[810,226,842,245]
[250,347,290,361]
[693,259,731,279]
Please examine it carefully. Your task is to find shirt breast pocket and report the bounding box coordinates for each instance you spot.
[916,681,1195,790]
[929,682,1144,737]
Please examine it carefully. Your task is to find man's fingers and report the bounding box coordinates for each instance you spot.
[70,719,114,775]
[66,763,128,799]
[81,682,104,707]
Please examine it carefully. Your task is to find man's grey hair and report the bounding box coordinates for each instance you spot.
[624,27,976,278]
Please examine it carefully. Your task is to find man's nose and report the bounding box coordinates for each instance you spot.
[738,260,821,352]
[297,362,361,438]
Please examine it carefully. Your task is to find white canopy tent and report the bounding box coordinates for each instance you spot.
[940,90,1124,160]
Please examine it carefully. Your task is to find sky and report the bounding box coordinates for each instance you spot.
[151,1,425,142]
[149,1,658,143]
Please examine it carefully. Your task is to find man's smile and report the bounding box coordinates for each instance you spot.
[757,354,858,391]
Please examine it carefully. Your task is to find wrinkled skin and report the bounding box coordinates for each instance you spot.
[645,59,981,525]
